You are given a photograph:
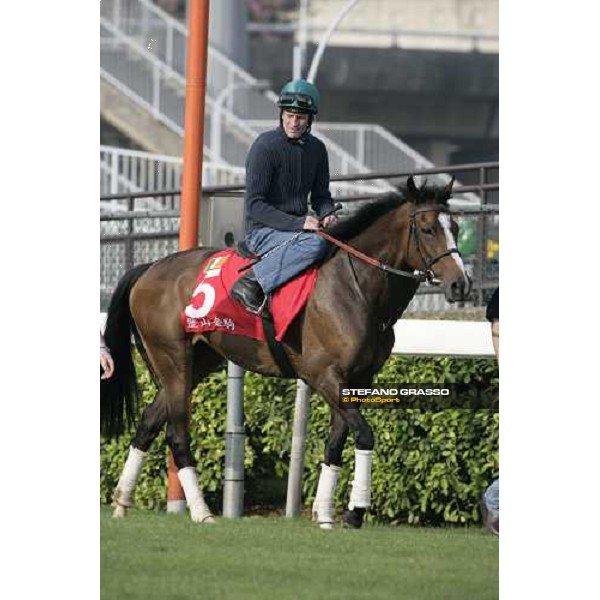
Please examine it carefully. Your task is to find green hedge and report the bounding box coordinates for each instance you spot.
[100,355,498,525]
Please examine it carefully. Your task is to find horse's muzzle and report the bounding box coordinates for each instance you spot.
[445,275,471,303]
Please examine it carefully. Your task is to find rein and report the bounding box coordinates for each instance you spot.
[238,204,460,285]
[315,230,429,283]
[316,206,460,284]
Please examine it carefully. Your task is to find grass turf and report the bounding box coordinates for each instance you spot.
[101,506,498,600]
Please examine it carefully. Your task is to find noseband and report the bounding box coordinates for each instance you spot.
[409,207,461,284]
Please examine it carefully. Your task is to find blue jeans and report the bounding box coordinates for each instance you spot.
[484,478,499,513]
[246,227,330,294]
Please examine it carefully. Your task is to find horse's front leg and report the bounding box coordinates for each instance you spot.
[312,372,375,530]
[339,406,374,529]
[166,383,215,524]
[112,391,168,518]
[312,410,348,530]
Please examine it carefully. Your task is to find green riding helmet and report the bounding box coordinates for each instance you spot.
[277,79,319,115]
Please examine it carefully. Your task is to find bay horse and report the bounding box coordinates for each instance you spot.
[101,176,470,529]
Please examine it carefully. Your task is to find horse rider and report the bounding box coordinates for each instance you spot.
[231,79,339,314]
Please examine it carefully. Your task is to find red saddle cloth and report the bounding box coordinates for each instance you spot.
[181,249,318,342]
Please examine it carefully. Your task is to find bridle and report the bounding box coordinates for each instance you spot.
[316,205,461,285]
[408,206,462,284]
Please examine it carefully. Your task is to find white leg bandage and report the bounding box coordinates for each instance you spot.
[113,446,147,509]
[348,449,373,510]
[312,463,341,529]
[178,467,214,524]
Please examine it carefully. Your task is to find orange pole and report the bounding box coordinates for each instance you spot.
[180,0,210,248]
[167,0,211,512]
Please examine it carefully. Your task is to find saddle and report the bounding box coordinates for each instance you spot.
[182,249,319,376]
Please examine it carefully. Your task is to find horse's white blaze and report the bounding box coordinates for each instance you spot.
[312,463,341,528]
[348,449,373,510]
[178,466,215,524]
[439,214,467,276]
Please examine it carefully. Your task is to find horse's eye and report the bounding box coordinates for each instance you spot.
[421,226,435,236]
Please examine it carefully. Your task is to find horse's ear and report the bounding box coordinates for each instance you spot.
[442,176,455,198]
[407,176,418,198]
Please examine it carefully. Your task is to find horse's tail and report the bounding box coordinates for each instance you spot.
[100,262,153,438]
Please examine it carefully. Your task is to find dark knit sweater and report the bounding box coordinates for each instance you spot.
[243,127,334,234]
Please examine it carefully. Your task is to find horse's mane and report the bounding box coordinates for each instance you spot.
[326,192,406,241]
[326,179,452,241]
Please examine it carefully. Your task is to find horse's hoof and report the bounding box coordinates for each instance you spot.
[112,505,127,519]
[342,507,365,529]
[191,510,216,524]
[312,504,335,528]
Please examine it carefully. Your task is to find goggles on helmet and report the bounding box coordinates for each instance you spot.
[278,92,315,111]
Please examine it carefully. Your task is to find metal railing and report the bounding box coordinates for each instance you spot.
[100,16,257,166]
[246,119,471,196]
[99,145,376,203]
[100,145,245,196]
[100,162,498,312]
[100,0,372,178]
[99,0,469,188]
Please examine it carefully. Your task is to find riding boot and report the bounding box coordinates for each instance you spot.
[231,269,267,315]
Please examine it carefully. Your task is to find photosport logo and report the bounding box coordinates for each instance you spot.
[338,383,498,410]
